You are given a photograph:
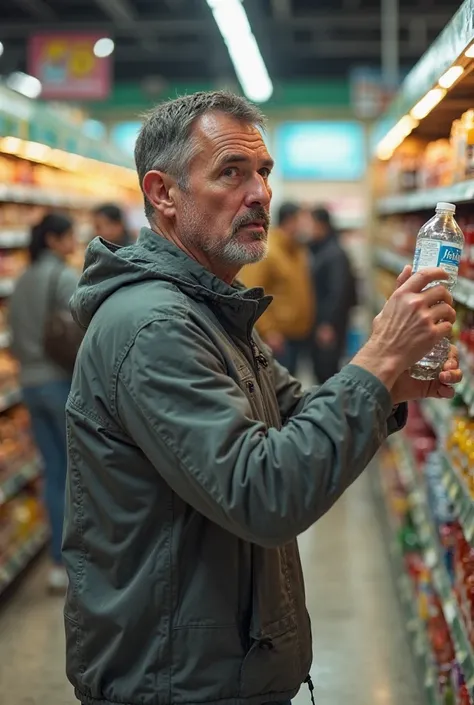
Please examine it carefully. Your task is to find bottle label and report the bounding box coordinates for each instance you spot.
[413,241,462,276]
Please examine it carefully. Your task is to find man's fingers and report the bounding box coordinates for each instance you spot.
[397,267,449,294]
[437,384,456,399]
[396,265,412,290]
[421,284,454,308]
[429,302,457,324]
[439,368,463,385]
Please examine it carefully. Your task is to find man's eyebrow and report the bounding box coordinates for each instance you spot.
[216,153,275,169]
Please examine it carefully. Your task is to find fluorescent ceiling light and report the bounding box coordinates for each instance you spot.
[206,0,273,103]
[438,65,464,89]
[376,115,419,160]
[6,72,42,99]
[465,44,474,58]
[94,38,115,58]
[0,42,4,58]
[410,88,446,120]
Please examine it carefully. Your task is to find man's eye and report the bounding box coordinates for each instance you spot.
[259,168,271,178]
[222,167,239,178]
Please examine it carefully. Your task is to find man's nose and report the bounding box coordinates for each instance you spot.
[244,174,271,208]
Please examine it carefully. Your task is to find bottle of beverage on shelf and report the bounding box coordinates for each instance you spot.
[410,202,464,381]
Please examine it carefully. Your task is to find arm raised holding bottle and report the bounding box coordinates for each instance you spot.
[352,265,460,404]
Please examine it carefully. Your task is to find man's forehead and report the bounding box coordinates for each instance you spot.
[193,111,269,155]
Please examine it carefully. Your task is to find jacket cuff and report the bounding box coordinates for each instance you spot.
[341,364,393,417]
[387,402,408,435]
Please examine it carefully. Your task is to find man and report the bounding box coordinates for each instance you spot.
[239,201,314,374]
[307,207,357,382]
[64,91,460,705]
[92,203,134,246]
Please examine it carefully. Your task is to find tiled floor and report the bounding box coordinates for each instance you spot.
[0,472,421,705]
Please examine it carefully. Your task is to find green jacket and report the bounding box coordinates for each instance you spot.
[64,227,406,705]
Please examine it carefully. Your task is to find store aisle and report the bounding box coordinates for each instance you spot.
[0,471,420,705]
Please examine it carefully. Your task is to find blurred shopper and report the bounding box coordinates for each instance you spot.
[9,213,79,593]
[308,207,358,383]
[64,91,460,705]
[93,203,133,246]
[240,202,314,374]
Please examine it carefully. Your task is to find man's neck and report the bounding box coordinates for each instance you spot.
[149,224,239,285]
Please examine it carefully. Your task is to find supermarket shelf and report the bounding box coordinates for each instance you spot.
[0,458,41,507]
[376,180,474,216]
[0,388,21,412]
[0,525,48,596]
[375,247,474,308]
[371,0,474,152]
[0,230,30,249]
[0,184,99,209]
[375,247,410,276]
[390,433,474,688]
[373,465,446,705]
[421,398,474,543]
[394,557,445,705]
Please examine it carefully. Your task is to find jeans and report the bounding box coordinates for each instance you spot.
[22,379,71,564]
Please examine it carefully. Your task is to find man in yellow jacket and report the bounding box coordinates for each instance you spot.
[240,202,315,374]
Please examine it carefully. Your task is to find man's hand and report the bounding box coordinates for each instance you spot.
[392,344,462,403]
[389,265,462,402]
[316,324,336,348]
[352,266,456,392]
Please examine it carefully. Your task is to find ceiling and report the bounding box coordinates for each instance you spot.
[0,0,465,86]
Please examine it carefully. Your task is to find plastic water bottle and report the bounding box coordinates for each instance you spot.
[410,202,464,381]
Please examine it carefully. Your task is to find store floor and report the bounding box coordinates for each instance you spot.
[0,471,421,705]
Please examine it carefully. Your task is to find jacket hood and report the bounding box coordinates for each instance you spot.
[71,227,272,333]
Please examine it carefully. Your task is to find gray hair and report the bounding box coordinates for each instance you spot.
[134,90,266,221]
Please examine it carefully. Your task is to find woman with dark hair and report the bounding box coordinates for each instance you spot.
[9,213,79,593]
[93,203,133,246]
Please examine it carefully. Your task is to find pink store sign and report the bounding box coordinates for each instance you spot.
[28,33,111,100]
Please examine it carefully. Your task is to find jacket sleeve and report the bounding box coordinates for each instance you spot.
[269,349,407,435]
[116,314,399,548]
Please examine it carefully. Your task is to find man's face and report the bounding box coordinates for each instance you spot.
[174,112,273,268]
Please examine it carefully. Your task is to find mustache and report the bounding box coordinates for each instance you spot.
[232,207,270,236]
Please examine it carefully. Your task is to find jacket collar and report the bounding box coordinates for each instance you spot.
[137,227,272,337]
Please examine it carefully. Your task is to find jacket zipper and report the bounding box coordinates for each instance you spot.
[248,339,272,428]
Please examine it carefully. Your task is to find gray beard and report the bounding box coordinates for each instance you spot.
[179,201,268,267]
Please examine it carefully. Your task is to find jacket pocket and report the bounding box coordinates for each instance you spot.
[171,625,245,703]
[239,618,301,697]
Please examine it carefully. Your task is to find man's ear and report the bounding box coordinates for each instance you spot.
[142,170,177,219]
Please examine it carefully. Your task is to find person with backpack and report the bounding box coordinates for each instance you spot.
[9,213,79,594]
[307,206,358,383]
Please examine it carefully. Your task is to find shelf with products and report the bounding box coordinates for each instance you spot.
[392,548,446,705]
[0,457,40,507]
[389,431,474,689]
[370,0,474,300]
[377,181,474,216]
[0,524,48,596]
[0,405,51,594]
[376,437,473,703]
[375,247,474,309]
